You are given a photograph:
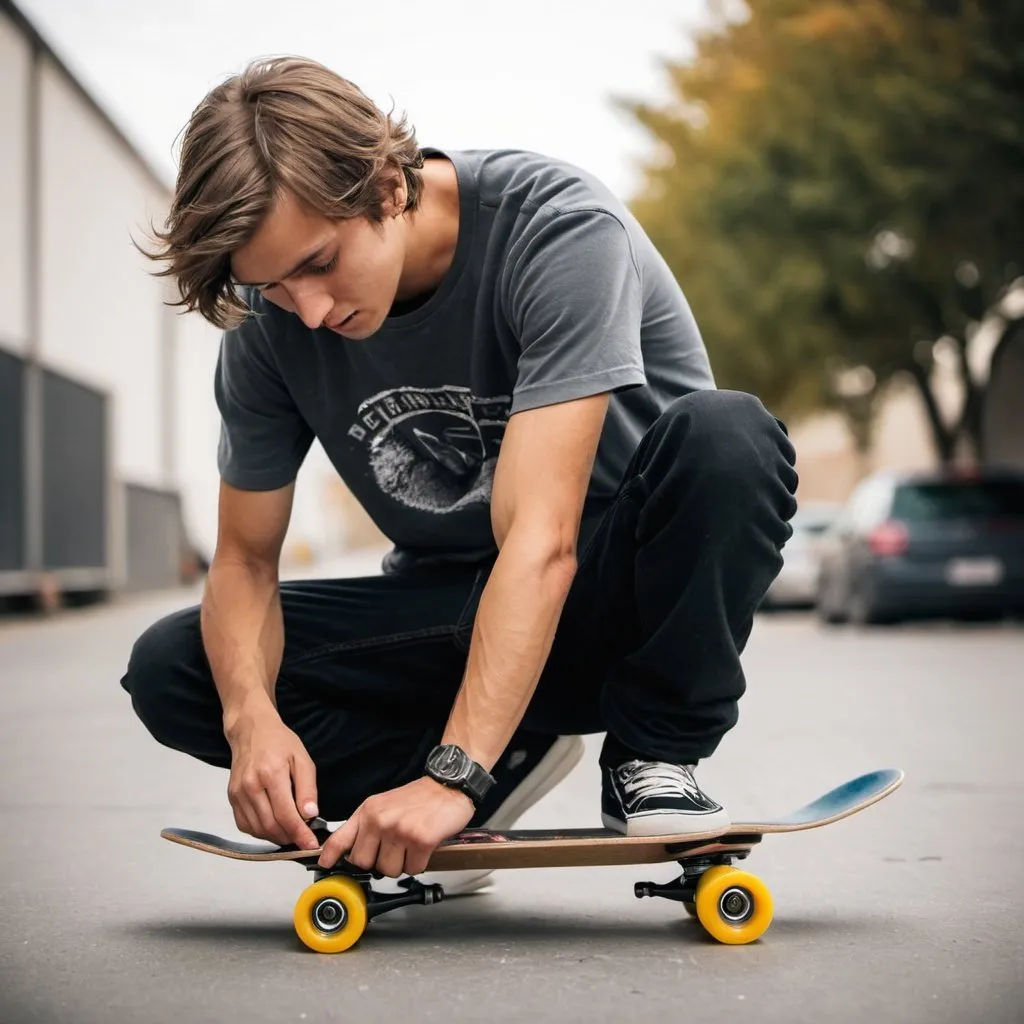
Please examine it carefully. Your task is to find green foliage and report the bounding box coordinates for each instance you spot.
[624,0,1024,459]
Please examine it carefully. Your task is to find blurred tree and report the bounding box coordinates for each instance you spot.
[624,0,1024,462]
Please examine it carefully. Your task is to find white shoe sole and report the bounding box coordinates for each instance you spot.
[402,735,586,896]
[601,805,731,837]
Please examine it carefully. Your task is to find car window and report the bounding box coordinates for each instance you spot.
[891,480,1024,521]
[849,480,892,531]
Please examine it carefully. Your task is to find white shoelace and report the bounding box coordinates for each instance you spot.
[619,761,702,803]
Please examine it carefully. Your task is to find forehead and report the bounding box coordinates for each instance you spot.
[230,190,334,282]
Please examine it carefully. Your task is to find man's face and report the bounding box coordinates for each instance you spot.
[230,188,406,339]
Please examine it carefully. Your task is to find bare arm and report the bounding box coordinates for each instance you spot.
[202,480,294,730]
[202,480,320,850]
[441,392,611,769]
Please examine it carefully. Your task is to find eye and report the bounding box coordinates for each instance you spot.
[308,255,338,276]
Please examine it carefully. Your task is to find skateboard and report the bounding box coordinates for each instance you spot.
[161,766,903,952]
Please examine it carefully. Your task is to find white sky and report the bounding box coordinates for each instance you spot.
[16,0,704,199]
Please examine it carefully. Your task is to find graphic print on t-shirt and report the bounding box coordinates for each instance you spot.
[346,385,511,514]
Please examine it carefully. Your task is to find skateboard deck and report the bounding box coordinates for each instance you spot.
[162,767,902,870]
[160,767,903,951]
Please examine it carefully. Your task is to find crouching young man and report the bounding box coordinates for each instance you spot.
[122,57,798,886]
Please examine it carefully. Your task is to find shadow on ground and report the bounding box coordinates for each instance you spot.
[115,901,902,955]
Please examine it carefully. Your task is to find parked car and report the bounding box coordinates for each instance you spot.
[762,502,842,609]
[815,468,1024,625]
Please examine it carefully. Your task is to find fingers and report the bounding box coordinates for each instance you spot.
[403,841,433,878]
[268,772,318,850]
[230,796,256,840]
[228,777,263,840]
[249,789,290,846]
[319,815,358,869]
[291,751,319,823]
[376,839,407,879]
[228,774,289,846]
[348,823,382,875]
[228,746,319,849]
[314,781,465,875]
[319,809,430,878]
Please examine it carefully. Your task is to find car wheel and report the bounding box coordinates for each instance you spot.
[847,579,898,627]
[814,576,846,625]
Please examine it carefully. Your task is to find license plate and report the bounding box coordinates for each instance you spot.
[945,557,1004,586]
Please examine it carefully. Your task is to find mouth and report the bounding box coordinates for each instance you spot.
[327,310,359,332]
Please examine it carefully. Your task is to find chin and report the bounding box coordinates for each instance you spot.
[346,313,386,340]
[335,324,372,341]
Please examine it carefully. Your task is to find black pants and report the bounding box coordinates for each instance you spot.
[121,390,798,819]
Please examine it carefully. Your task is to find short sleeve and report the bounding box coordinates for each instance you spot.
[505,208,646,415]
[214,308,314,491]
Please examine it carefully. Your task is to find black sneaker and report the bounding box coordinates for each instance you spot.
[469,733,585,830]
[383,733,585,897]
[602,759,731,836]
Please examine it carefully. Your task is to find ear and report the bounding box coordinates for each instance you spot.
[382,171,407,217]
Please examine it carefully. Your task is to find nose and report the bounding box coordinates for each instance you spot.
[286,281,334,331]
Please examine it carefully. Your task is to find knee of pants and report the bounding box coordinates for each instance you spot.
[647,389,799,515]
[120,606,201,743]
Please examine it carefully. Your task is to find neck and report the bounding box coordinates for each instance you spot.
[395,157,460,302]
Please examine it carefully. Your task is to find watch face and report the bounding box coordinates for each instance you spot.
[429,745,471,784]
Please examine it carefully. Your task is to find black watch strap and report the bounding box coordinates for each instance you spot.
[460,759,495,807]
[424,744,496,807]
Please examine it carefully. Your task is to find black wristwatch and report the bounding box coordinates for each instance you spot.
[424,744,495,807]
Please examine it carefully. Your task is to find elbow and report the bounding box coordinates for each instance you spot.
[498,519,579,582]
[541,546,577,585]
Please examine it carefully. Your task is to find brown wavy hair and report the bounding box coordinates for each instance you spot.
[143,57,424,329]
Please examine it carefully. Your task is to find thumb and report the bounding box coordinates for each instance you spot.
[291,749,319,822]
[319,810,359,869]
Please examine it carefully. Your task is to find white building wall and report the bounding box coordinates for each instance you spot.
[37,57,168,488]
[0,12,30,354]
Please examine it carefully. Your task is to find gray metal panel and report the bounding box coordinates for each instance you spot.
[124,483,183,592]
[983,319,1024,470]
[0,346,25,570]
[41,368,107,568]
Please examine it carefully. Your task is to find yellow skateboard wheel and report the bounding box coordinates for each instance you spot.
[293,875,368,953]
[695,865,773,945]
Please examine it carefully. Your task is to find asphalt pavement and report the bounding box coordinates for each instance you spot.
[1,551,1022,1023]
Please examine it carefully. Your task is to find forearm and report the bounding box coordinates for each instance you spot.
[200,557,285,736]
[441,531,576,771]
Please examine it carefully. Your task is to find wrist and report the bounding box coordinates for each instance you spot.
[422,775,475,814]
[222,691,278,743]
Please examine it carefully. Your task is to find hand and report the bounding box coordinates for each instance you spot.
[318,777,475,877]
[225,704,320,851]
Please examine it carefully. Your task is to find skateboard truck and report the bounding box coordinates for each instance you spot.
[635,854,746,907]
[634,876,697,905]
[633,857,717,905]
[306,864,445,921]
[364,877,445,921]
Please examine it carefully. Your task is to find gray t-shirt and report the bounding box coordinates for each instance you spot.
[214,148,715,572]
